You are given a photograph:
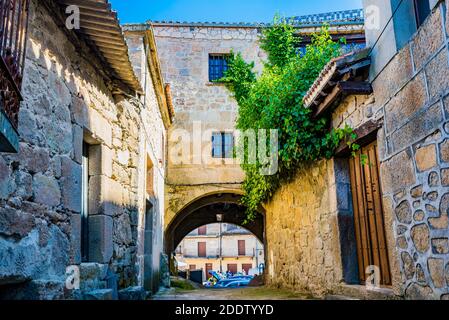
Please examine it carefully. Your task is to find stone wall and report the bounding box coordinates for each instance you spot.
[125,31,168,293]
[153,25,267,229]
[264,160,345,297]
[0,0,166,299]
[373,1,449,299]
[264,1,449,300]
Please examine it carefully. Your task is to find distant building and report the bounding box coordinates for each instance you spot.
[176,224,265,281]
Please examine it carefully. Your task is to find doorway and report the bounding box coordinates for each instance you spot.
[348,140,391,286]
[205,263,213,280]
[144,200,156,292]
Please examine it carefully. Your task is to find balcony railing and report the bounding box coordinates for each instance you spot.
[0,0,29,129]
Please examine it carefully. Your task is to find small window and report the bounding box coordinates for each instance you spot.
[81,142,90,262]
[198,225,207,235]
[414,0,431,28]
[212,132,234,159]
[146,156,154,197]
[209,54,229,82]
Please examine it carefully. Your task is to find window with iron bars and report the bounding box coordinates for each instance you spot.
[0,0,30,129]
[209,54,230,82]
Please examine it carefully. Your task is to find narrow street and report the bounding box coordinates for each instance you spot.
[153,287,314,300]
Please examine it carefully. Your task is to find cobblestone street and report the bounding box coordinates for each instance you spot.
[153,287,314,300]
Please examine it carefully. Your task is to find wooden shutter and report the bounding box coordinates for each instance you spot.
[198,225,207,235]
[198,242,207,257]
[212,132,222,158]
[238,240,246,256]
[223,133,234,158]
[349,140,391,286]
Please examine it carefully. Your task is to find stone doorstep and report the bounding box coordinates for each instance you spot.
[83,289,113,300]
[325,295,359,300]
[333,284,400,300]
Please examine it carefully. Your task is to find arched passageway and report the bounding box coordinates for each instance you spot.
[165,193,265,253]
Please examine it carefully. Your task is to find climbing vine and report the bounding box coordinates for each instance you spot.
[221,18,359,221]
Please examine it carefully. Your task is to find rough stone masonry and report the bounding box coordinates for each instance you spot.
[0,0,170,299]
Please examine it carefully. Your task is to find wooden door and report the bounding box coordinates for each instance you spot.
[242,264,252,275]
[198,242,206,257]
[238,240,246,256]
[205,263,213,279]
[227,264,238,274]
[349,140,391,286]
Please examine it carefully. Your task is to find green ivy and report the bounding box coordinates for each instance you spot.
[221,18,359,220]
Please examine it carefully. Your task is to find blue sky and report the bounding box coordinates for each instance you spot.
[109,0,363,24]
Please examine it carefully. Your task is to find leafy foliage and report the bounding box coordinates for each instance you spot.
[221,18,358,220]
[259,15,300,68]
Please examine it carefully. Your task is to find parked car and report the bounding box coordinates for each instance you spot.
[213,278,251,288]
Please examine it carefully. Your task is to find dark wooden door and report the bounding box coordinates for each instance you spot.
[238,240,246,256]
[349,140,391,286]
[227,264,238,274]
[198,242,206,257]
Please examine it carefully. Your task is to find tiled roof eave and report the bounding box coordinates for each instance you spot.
[56,0,142,93]
[303,48,372,110]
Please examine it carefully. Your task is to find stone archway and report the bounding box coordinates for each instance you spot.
[165,192,265,253]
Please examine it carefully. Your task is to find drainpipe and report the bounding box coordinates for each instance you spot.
[219,223,223,273]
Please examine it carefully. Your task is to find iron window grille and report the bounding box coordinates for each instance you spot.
[0,0,30,129]
[209,54,229,82]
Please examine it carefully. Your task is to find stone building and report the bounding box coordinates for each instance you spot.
[176,223,265,281]
[0,0,173,299]
[262,0,449,300]
[132,11,366,262]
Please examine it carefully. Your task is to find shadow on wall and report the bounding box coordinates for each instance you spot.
[0,200,166,300]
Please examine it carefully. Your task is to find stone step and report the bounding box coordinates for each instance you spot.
[333,284,400,300]
[118,286,147,300]
[83,289,113,300]
[325,295,359,300]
